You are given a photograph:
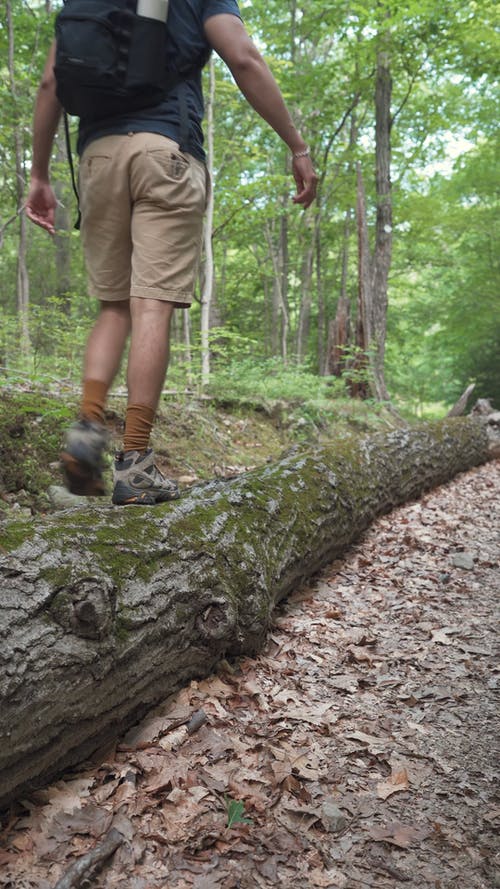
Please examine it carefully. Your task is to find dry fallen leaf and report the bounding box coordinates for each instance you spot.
[376,767,410,800]
[369,821,431,848]
[344,730,389,754]
[308,866,348,887]
[270,759,292,785]
[291,752,322,781]
[158,726,188,751]
[32,778,93,821]
[431,628,455,645]
[50,804,113,839]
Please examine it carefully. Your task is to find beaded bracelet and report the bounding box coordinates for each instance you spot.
[293,147,310,158]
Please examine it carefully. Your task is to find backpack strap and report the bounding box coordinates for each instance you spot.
[116,0,136,84]
[177,81,191,152]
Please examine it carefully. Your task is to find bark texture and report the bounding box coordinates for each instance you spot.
[0,419,491,808]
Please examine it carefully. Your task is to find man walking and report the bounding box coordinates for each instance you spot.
[26,0,317,505]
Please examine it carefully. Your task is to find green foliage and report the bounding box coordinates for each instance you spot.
[0,298,96,386]
[224,795,253,829]
[208,355,344,405]
[387,134,500,409]
[0,0,497,416]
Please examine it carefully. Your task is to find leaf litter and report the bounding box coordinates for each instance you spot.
[1,460,498,888]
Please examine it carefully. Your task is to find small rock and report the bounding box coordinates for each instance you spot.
[451,552,475,570]
[178,475,198,485]
[10,504,32,518]
[48,485,85,510]
[320,799,348,834]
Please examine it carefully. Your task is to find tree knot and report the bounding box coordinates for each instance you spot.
[50,576,116,640]
[195,598,236,643]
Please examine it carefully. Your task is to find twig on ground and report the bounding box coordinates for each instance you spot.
[53,827,125,889]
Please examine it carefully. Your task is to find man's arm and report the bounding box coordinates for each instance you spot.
[26,41,62,235]
[204,14,318,209]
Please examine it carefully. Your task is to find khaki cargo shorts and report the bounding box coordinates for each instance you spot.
[79,132,208,307]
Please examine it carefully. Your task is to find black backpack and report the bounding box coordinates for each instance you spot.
[53,0,201,228]
[54,0,177,120]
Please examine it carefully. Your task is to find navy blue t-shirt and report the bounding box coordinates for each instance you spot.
[77,0,242,160]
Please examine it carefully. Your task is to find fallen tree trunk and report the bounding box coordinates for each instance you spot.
[0,418,492,808]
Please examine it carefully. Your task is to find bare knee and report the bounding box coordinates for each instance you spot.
[99,298,130,318]
[130,297,175,329]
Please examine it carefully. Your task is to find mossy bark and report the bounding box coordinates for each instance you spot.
[0,418,491,808]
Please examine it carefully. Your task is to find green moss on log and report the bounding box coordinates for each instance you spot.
[0,392,72,501]
[0,517,35,553]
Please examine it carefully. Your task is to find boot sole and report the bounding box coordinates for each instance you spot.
[61,452,106,497]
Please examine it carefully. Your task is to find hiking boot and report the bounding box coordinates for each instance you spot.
[60,419,108,496]
[112,449,180,506]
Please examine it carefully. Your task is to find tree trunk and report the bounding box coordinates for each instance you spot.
[328,301,350,379]
[352,163,371,398]
[0,419,491,809]
[270,269,280,357]
[327,208,352,377]
[6,0,30,349]
[371,31,393,401]
[296,242,314,364]
[315,209,326,374]
[351,32,393,403]
[327,112,358,381]
[265,218,289,363]
[200,55,216,387]
[279,207,290,363]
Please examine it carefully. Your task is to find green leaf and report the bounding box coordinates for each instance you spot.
[225,795,253,829]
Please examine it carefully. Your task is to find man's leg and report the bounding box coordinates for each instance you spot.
[61,136,134,497]
[111,133,206,506]
[112,297,179,505]
[81,299,131,423]
[61,300,131,496]
[127,297,174,408]
[124,296,174,449]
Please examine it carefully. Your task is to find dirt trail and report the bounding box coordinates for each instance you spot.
[1,461,499,889]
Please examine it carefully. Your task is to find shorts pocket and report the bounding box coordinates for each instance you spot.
[79,154,112,186]
[147,148,189,181]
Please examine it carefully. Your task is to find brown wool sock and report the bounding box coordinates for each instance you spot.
[123,403,156,454]
[80,379,108,424]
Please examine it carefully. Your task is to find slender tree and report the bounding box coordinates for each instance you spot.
[6,0,30,348]
[200,55,216,386]
[370,15,393,400]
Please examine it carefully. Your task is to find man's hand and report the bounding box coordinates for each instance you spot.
[27,40,61,235]
[25,177,57,235]
[292,154,318,209]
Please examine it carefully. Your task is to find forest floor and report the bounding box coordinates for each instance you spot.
[0,449,498,887]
